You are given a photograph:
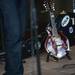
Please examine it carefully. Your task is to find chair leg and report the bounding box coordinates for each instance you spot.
[46,52,50,62]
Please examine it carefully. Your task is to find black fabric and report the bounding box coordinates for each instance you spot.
[55,14,75,37]
[55,14,75,46]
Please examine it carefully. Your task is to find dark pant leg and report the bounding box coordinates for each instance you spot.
[1,0,23,75]
[18,0,29,33]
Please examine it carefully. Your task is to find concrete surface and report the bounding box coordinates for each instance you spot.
[0,46,75,75]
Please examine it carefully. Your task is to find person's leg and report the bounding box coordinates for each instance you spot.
[17,0,29,34]
[16,0,29,61]
[1,0,23,75]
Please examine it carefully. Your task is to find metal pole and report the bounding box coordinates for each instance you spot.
[30,0,42,75]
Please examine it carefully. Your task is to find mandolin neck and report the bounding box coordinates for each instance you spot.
[49,11,58,37]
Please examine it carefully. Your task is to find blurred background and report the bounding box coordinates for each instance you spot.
[0,0,75,59]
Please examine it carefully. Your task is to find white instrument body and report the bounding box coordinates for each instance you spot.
[43,0,71,59]
[44,30,70,59]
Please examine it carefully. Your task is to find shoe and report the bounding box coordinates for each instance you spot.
[66,51,72,60]
[53,57,58,62]
[50,55,58,62]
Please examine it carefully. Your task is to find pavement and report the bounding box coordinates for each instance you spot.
[0,46,75,75]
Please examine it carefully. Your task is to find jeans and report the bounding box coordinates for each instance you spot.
[0,0,28,75]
